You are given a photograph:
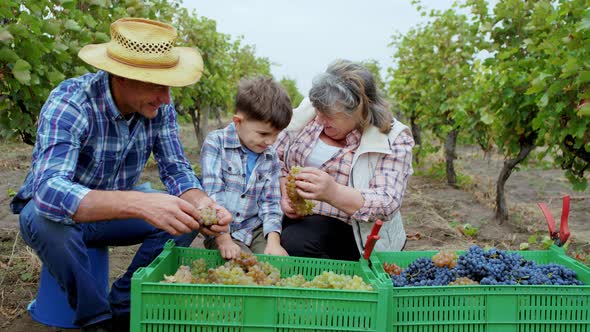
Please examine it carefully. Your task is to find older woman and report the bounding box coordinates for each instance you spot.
[275,59,414,261]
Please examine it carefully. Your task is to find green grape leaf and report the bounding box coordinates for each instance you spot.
[480,112,494,125]
[47,70,66,85]
[576,17,590,32]
[43,21,61,36]
[0,47,19,62]
[541,236,553,249]
[578,102,590,117]
[89,0,107,7]
[575,71,590,85]
[527,234,538,244]
[12,59,32,85]
[94,32,109,43]
[538,92,549,108]
[64,20,82,32]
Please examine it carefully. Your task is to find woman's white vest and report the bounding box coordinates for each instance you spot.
[282,99,412,253]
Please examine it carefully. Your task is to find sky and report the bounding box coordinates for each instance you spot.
[182,0,458,95]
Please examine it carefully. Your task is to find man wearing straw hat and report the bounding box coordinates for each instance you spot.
[10,18,231,332]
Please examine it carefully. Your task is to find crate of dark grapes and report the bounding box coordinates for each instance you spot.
[372,245,590,332]
[130,241,390,331]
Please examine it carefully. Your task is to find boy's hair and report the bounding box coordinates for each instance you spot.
[235,76,293,130]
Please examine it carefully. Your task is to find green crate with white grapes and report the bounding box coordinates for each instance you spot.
[130,240,391,332]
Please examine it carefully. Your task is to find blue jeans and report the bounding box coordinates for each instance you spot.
[18,184,198,327]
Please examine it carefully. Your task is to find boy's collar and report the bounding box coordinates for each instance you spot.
[222,122,242,149]
[222,123,274,158]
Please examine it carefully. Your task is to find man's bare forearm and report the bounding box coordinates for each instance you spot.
[179,188,208,207]
[73,190,146,223]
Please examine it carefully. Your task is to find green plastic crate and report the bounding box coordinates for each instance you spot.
[371,246,590,332]
[130,241,390,332]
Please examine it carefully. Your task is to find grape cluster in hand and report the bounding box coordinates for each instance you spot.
[388,245,584,287]
[286,166,314,216]
[197,206,218,226]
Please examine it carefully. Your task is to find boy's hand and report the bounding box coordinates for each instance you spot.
[264,242,289,256]
[280,195,300,219]
[264,232,289,256]
[279,178,301,219]
[215,233,241,259]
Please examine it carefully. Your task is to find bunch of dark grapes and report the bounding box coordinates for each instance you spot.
[453,246,521,284]
[387,245,584,287]
[286,166,314,216]
[198,206,218,226]
[450,246,582,286]
[535,263,583,285]
[456,246,532,285]
[391,257,457,287]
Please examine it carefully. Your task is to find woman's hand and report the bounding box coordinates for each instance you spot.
[294,167,338,203]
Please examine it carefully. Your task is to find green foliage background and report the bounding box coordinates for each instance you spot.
[2,0,589,222]
[388,0,590,220]
[0,0,302,145]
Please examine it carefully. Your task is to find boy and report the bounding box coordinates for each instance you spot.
[200,76,293,259]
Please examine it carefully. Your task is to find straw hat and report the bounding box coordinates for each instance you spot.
[78,18,203,87]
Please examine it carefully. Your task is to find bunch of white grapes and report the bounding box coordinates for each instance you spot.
[286,166,314,216]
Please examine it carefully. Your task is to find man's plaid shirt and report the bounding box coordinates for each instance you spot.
[11,71,201,223]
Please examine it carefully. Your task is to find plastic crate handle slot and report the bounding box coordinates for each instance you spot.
[363,219,383,260]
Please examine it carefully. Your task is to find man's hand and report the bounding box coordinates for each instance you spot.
[135,192,201,236]
[74,189,231,236]
[179,189,232,236]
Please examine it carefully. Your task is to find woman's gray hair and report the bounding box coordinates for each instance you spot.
[309,59,393,134]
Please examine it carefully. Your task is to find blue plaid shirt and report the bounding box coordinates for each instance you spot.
[200,123,283,245]
[10,71,202,223]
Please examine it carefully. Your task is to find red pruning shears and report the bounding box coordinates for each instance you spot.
[363,219,383,260]
[537,195,571,247]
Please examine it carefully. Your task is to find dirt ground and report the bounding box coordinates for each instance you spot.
[1,126,589,331]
